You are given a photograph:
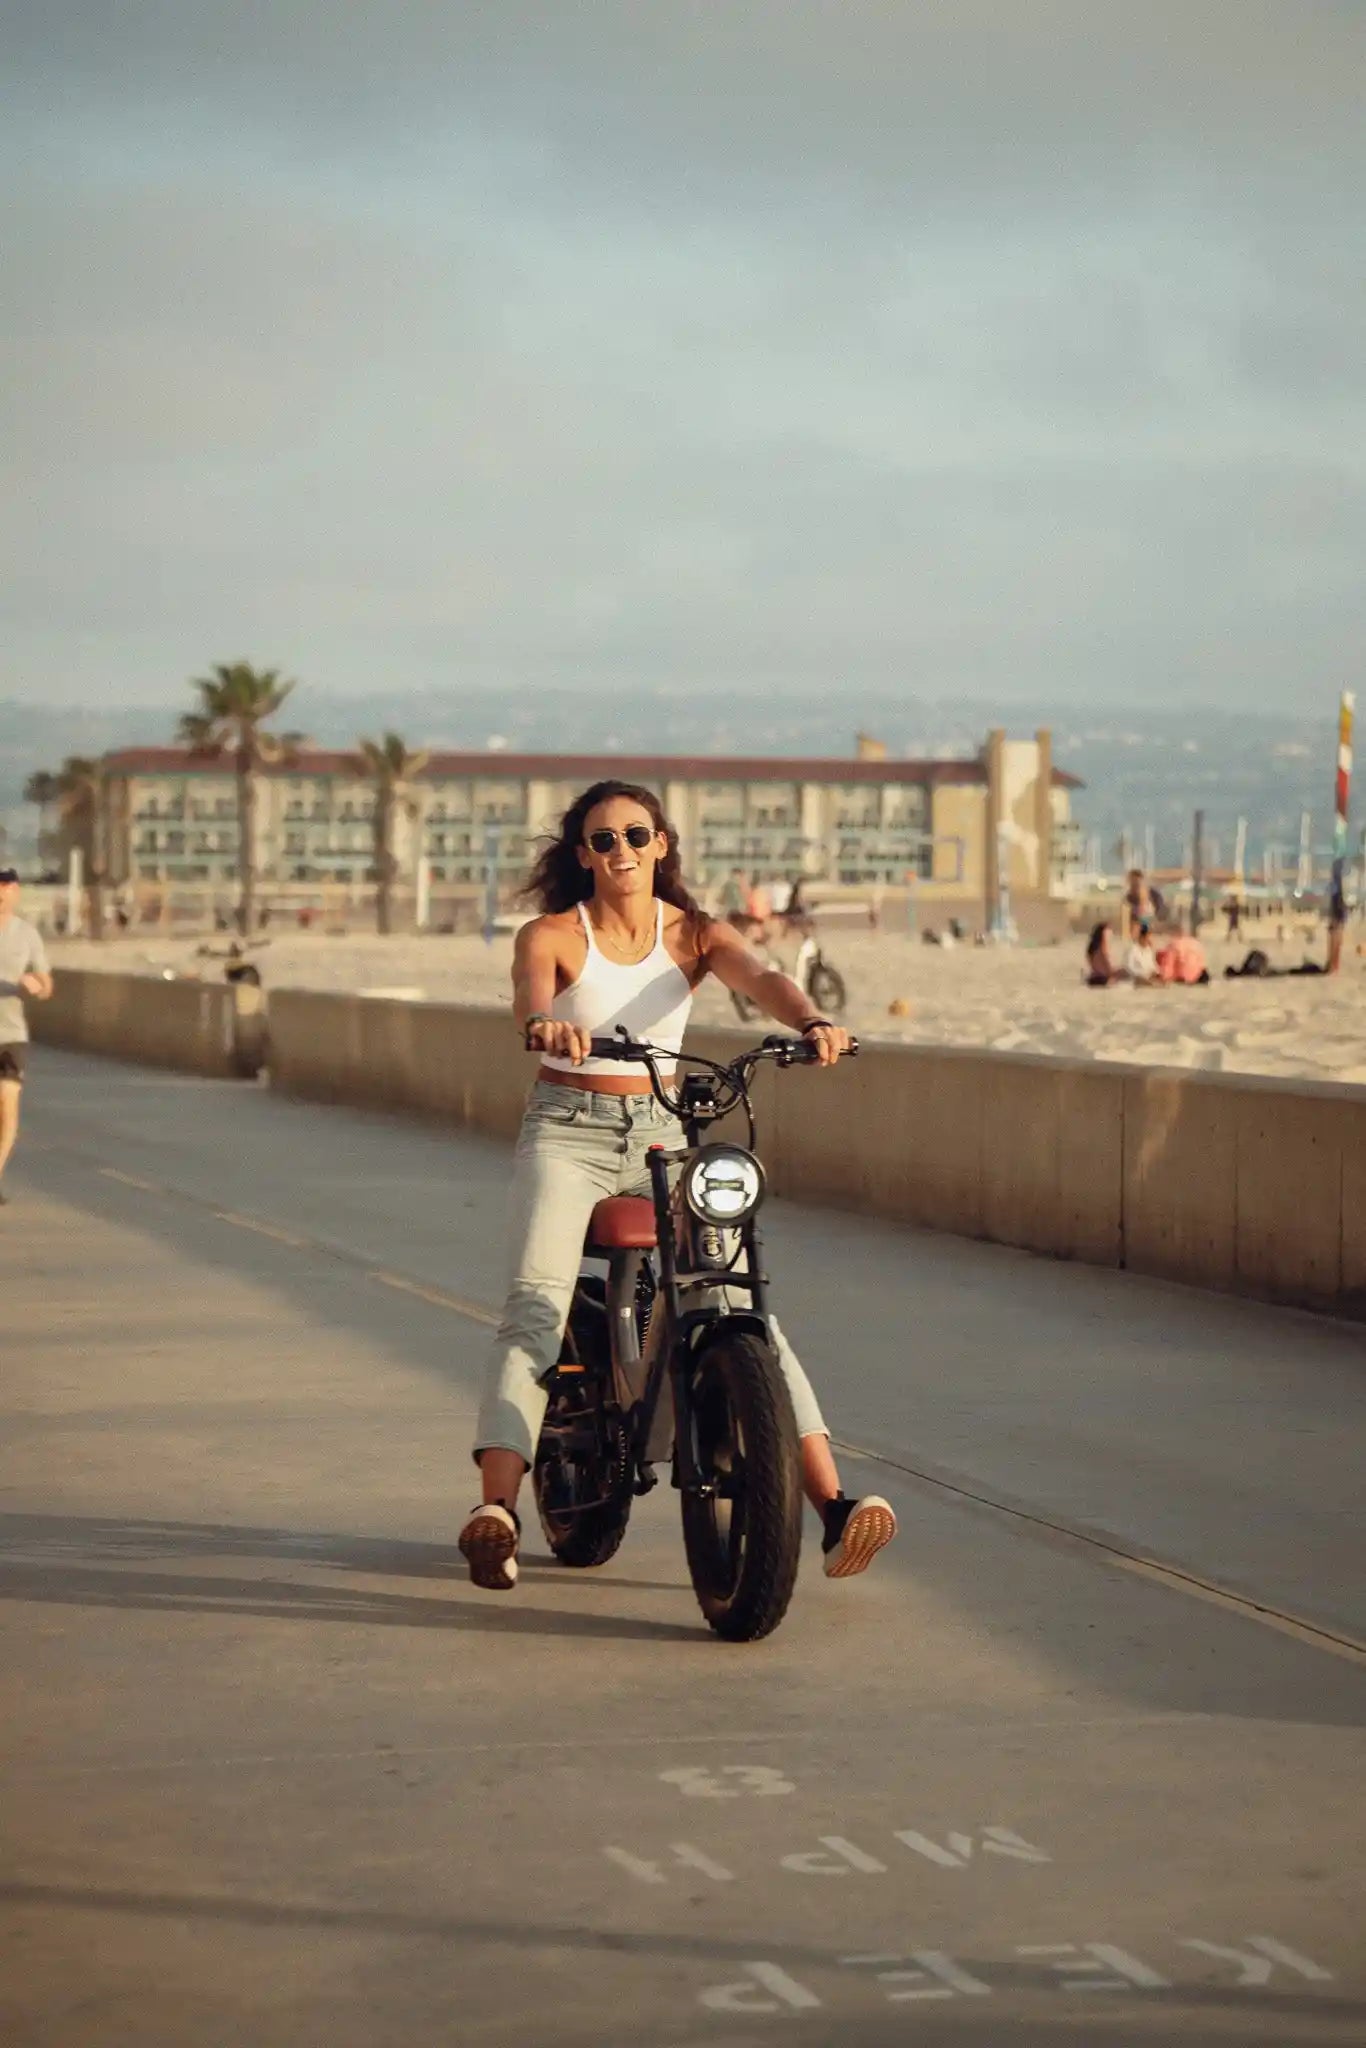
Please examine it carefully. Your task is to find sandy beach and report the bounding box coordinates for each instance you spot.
[49,914,1366,1089]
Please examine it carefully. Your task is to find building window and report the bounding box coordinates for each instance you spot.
[436,781,474,820]
[746,782,798,829]
[833,785,879,828]
[882,786,928,829]
[700,783,744,826]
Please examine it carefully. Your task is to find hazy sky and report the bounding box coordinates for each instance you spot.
[4,1,1363,716]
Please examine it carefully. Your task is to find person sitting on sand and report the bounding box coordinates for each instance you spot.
[1125,920,1160,984]
[1157,932,1210,985]
[1225,946,1273,978]
[1084,920,1123,986]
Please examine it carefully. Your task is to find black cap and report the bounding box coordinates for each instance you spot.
[0,868,19,884]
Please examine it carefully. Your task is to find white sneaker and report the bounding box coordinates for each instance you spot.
[822,1494,897,1579]
[458,1503,520,1590]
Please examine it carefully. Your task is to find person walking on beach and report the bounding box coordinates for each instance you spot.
[0,869,54,1205]
[1326,868,1348,975]
[1122,868,1153,939]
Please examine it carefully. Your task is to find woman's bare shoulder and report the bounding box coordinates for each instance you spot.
[515,908,582,956]
[662,901,717,979]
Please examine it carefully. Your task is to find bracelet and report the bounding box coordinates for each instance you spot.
[524,1011,550,1033]
[799,1016,833,1033]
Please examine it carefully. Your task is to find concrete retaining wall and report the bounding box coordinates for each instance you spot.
[265,990,1366,1320]
[266,988,529,1140]
[31,970,246,1079]
[32,976,1364,1318]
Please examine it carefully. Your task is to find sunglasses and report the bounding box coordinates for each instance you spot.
[585,825,655,854]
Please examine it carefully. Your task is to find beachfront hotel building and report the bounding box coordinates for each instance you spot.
[96,729,1081,931]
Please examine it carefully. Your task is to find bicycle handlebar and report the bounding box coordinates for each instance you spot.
[523,1025,856,1136]
[569,1030,858,1066]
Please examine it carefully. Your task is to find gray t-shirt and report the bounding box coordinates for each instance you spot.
[0,915,49,1044]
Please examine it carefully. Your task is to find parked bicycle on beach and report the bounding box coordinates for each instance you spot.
[728,916,847,1025]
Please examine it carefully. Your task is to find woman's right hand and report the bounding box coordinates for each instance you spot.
[526,1017,593,1065]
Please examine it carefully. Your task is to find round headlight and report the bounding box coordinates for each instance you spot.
[682,1146,765,1224]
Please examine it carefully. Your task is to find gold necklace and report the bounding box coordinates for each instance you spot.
[590,912,655,961]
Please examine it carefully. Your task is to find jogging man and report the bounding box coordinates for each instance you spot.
[0,868,54,1205]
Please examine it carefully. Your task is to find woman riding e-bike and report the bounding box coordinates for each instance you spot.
[458,780,896,1593]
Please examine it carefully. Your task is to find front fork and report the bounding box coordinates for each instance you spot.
[646,1145,773,1496]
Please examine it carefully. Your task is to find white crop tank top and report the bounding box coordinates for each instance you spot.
[541,901,694,1079]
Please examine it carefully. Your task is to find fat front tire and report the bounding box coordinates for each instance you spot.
[680,1328,802,1642]
[533,1280,632,1569]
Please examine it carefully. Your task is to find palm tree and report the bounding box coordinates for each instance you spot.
[23,769,61,876]
[178,662,299,936]
[355,733,430,935]
[54,757,110,939]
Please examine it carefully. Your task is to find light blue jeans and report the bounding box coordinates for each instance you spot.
[473,1082,829,1465]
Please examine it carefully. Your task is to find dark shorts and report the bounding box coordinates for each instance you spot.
[0,1044,27,1082]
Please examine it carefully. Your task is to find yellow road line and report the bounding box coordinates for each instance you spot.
[92,1155,1364,1667]
[213,1210,312,1249]
[93,1158,497,1317]
[835,1437,1366,1670]
[368,1269,500,1326]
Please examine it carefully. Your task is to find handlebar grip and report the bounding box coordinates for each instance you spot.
[525,1025,650,1060]
[589,1036,637,1060]
[773,1032,860,1064]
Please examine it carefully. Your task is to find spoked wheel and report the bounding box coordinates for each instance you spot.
[533,1279,633,1569]
[807,960,847,1016]
[680,1328,802,1642]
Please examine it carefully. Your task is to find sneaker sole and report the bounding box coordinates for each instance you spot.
[459,1518,519,1591]
[824,1500,897,1579]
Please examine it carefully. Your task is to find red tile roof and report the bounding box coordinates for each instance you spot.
[102,745,1082,789]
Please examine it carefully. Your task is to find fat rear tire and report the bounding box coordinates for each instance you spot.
[535,1421,631,1568]
[680,1327,802,1642]
[533,1280,632,1569]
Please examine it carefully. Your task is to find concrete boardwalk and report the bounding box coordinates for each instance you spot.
[2,1049,1363,2047]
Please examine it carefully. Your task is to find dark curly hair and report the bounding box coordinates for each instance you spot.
[522,780,709,932]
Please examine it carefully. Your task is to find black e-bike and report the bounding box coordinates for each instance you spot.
[530,1027,857,1642]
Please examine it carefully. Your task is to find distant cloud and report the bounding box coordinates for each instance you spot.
[2,1,1362,712]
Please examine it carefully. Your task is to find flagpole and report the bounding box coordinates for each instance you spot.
[1328,690,1354,973]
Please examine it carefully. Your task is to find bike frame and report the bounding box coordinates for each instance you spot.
[587,1041,790,1502]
